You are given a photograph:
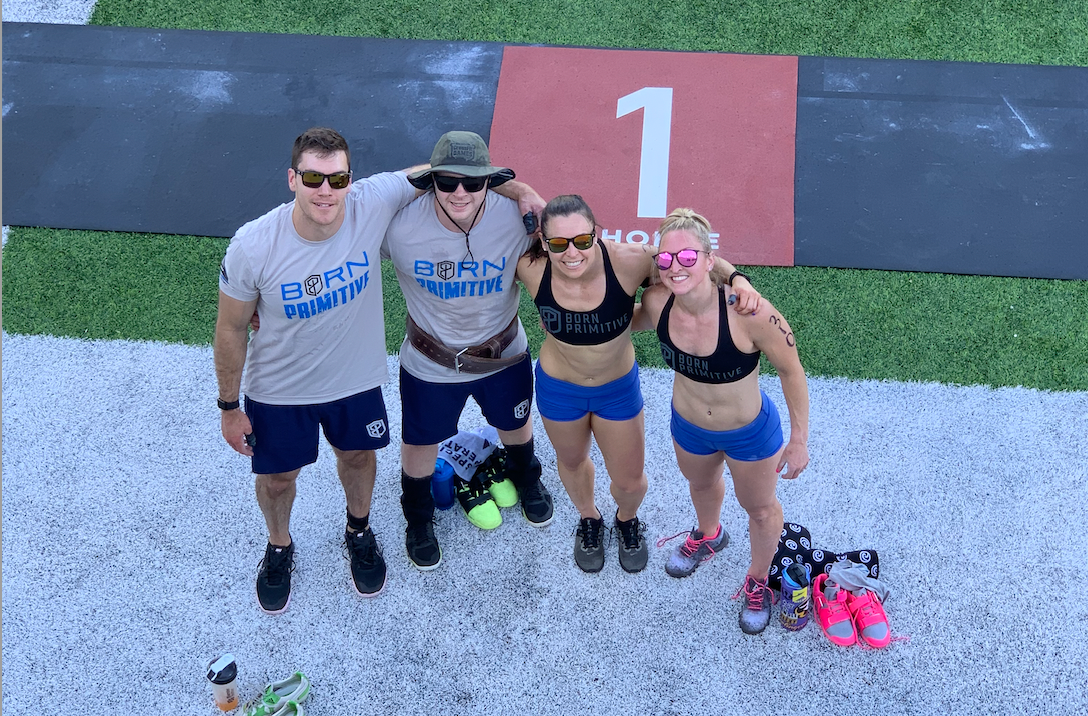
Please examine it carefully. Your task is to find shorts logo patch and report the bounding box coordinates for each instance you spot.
[366,419,387,439]
[514,399,530,420]
[305,274,323,296]
[437,261,455,281]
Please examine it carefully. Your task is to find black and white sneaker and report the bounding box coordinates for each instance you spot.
[614,514,648,573]
[256,541,295,614]
[405,520,442,571]
[573,515,606,573]
[344,527,386,597]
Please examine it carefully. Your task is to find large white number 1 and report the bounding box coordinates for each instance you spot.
[617,87,673,218]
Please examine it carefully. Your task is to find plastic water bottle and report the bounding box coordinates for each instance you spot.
[206,653,239,712]
[432,459,456,510]
[779,563,811,631]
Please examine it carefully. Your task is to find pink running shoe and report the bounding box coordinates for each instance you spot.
[848,589,891,648]
[813,573,856,647]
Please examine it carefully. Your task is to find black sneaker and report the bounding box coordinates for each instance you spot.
[256,541,294,614]
[516,478,554,527]
[344,527,387,597]
[573,515,606,573]
[405,520,442,571]
[614,514,648,573]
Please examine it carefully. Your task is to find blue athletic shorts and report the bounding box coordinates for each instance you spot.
[534,361,644,422]
[244,387,390,475]
[399,352,533,446]
[670,390,784,461]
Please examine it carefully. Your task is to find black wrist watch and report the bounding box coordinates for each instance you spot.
[217,398,240,411]
[727,270,751,287]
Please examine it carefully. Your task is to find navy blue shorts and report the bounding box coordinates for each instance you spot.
[399,352,533,446]
[244,387,390,475]
[670,390,784,461]
[534,361,644,422]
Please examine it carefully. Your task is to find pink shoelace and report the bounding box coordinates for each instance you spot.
[731,575,771,610]
[655,528,719,561]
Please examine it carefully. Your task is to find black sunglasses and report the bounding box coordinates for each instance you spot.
[293,168,352,190]
[654,248,706,270]
[544,234,595,253]
[433,174,489,193]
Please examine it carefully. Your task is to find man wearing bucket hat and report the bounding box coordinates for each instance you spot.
[382,130,553,570]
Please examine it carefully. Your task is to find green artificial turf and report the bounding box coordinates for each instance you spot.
[5,227,1086,391]
[89,0,1088,66]
[3,229,228,343]
[4,0,1087,391]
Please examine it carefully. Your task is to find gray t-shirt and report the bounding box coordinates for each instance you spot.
[382,191,531,383]
[220,172,415,404]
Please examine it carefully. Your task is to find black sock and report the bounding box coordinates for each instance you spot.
[346,509,369,533]
[504,439,541,489]
[400,470,435,525]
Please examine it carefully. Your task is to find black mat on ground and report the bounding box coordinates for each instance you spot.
[795,57,1088,280]
[5,23,1087,280]
[1,23,504,237]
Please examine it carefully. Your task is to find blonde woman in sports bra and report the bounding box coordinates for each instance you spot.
[517,196,760,574]
[635,208,810,635]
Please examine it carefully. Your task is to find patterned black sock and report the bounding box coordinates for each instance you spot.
[807,547,880,581]
[769,522,813,590]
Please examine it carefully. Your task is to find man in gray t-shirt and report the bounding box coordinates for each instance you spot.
[382,131,554,571]
[214,127,423,613]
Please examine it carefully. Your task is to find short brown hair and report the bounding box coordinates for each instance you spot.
[291,127,350,170]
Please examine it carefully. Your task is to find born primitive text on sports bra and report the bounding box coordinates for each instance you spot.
[656,286,760,383]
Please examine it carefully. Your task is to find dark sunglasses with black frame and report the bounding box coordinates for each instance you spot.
[432,174,490,193]
[293,168,352,190]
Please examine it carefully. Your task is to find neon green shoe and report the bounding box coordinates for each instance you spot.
[243,672,310,716]
[476,449,518,508]
[455,477,502,530]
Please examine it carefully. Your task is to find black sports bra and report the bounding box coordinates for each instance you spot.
[534,242,635,346]
[657,286,760,383]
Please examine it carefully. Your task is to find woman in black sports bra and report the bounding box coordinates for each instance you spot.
[517,195,761,574]
[636,208,811,635]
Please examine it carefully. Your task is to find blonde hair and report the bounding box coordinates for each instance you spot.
[655,208,730,286]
